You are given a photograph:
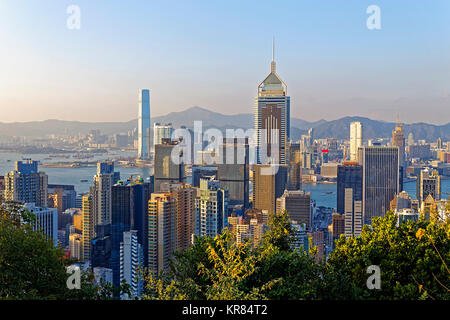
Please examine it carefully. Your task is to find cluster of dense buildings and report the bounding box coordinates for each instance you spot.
[1,50,448,299]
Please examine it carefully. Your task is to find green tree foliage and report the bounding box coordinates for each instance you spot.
[262,208,296,251]
[142,210,357,300]
[2,201,448,300]
[328,211,450,300]
[0,203,103,300]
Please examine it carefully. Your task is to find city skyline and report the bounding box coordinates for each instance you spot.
[1,1,449,124]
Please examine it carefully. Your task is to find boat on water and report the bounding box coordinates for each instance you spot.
[80,179,88,183]
[325,191,333,194]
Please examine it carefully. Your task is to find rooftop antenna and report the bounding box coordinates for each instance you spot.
[396,113,402,128]
[272,36,275,61]
[271,36,276,73]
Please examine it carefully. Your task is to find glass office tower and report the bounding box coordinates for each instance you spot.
[138,89,151,159]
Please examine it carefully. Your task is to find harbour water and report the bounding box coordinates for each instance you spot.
[1,151,449,207]
[303,179,450,209]
[0,151,153,194]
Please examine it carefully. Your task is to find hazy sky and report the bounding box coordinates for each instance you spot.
[0,0,449,124]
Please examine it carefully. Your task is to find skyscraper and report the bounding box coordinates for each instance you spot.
[276,189,311,230]
[138,89,151,160]
[359,146,400,225]
[254,39,290,165]
[253,164,288,215]
[170,183,196,251]
[392,121,405,172]
[349,122,362,162]
[343,187,363,238]
[217,138,249,209]
[337,162,363,216]
[4,160,48,207]
[287,142,302,190]
[154,139,186,192]
[417,169,441,208]
[337,162,363,237]
[148,193,176,276]
[109,178,151,287]
[153,123,173,151]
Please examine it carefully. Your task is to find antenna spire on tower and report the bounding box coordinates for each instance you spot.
[272,36,275,61]
[271,36,276,73]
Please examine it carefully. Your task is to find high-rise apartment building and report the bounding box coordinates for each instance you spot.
[359,146,400,225]
[195,178,228,238]
[276,189,311,230]
[168,183,196,251]
[417,169,441,208]
[4,160,48,207]
[23,202,58,246]
[291,221,308,252]
[69,233,82,260]
[253,164,288,215]
[254,41,290,165]
[82,192,94,261]
[350,122,362,162]
[138,89,151,159]
[120,230,143,299]
[93,161,119,228]
[148,193,176,277]
[227,210,267,246]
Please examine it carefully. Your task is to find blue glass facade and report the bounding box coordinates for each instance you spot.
[110,180,152,287]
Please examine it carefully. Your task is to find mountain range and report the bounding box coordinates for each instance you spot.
[0,106,448,141]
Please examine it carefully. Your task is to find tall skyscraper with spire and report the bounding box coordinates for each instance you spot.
[254,39,290,165]
[392,118,405,173]
[138,89,151,160]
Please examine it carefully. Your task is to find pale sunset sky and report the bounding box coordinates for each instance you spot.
[0,0,449,124]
